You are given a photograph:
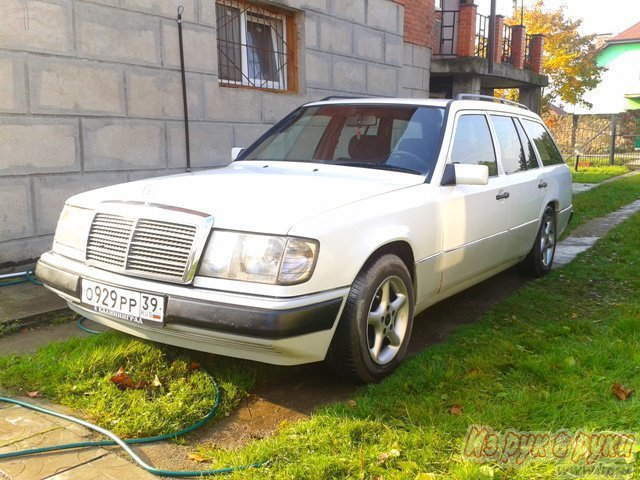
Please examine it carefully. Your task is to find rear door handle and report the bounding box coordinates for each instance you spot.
[538,181,548,189]
[496,192,510,200]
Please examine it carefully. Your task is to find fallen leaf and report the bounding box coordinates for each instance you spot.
[110,367,135,390]
[345,399,356,407]
[26,391,41,398]
[188,362,201,371]
[188,452,207,463]
[110,367,147,390]
[134,380,149,389]
[377,448,400,463]
[448,404,463,416]
[613,382,634,401]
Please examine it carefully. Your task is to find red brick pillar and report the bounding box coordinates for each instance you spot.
[456,3,477,57]
[511,24,526,69]
[494,15,504,64]
[529,34,545,73]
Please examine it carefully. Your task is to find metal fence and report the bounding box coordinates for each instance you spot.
[547,113,640,169]
[502,24,513,65]
[475,13,489,58]
[436,10,459,56]
[523,33,532,70]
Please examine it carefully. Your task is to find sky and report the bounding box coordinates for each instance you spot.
[475,0,640,37]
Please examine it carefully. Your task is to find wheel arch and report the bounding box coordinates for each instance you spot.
[357,240,417,299]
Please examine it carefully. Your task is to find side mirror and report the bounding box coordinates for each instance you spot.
[231,147,245,161]
[441,163,489,186]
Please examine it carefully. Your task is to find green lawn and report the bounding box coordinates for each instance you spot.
[563,172,640,238]
[197,195,640,479]
[0,331,261,438]
[571,166,629,183]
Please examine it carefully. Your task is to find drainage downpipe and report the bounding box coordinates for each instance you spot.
[177,6,191,173]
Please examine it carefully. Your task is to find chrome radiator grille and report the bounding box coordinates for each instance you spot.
[86,213,198,281]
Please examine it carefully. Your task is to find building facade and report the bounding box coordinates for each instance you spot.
[0,0,545,272]
[571,21,640,114]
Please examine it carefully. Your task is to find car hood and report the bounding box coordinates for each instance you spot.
[68,161,425,234]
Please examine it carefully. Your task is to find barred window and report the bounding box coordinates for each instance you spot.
[216,0,294,91]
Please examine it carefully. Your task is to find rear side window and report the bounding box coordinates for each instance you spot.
[522,120,564,166]
[514,118,539,169]
[491,115,525,174]
[451,114,498,176]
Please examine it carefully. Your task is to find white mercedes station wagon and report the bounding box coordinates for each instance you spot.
[37,96,572,382]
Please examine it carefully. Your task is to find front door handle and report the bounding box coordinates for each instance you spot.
[538,181,548,189]
[496,192,510,200]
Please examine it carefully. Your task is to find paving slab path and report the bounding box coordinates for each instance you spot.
[0,399,157,479]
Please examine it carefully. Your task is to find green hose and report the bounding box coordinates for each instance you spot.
[76,316,102,334]
[0,318,266,477]
[0,271,42,287]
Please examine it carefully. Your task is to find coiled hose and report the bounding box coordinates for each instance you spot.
[0,313,265,476]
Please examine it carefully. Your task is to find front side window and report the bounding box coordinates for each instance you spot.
[522,119,564,166]
[491,115,526,175]
[241,105,446,176]
[216,0,292,91]
[450,114,498,176]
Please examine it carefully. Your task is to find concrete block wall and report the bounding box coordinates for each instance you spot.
[401,42,431,98]
[0,0,411,270]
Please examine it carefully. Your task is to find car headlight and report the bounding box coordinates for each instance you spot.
[199,231,318,285]
[53,205,94,253]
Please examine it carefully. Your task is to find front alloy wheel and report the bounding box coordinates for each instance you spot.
[366,276,410,365]
[327,254,414,383]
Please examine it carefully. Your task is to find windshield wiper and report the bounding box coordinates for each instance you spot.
[333,161,422,175]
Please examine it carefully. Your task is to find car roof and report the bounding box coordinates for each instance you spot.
[304,97,541,120]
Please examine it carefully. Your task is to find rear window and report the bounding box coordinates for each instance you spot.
[491,115,525,175]
[522,120,564,166]
[514,118,539,170]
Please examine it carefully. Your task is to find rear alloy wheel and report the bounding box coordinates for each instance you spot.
[518,206,557,277]
[327,254,414,383]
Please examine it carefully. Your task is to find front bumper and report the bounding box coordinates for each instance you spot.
[36,252,348,365]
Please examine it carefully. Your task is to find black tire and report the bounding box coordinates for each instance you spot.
[518,205,557,278]
[326,254,414,383]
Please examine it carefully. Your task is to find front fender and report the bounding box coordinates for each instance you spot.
[288,184,440,294]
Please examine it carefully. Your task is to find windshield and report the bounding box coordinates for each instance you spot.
[240,104,446,176]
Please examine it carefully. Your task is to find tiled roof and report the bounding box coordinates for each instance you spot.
[608,21,640,44]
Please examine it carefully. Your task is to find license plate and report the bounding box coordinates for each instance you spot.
[81,279,165,325]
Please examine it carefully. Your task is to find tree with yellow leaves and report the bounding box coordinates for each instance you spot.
[506,0,605,111]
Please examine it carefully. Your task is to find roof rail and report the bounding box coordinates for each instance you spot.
[318,95,367,101]
[455,93,530,111]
